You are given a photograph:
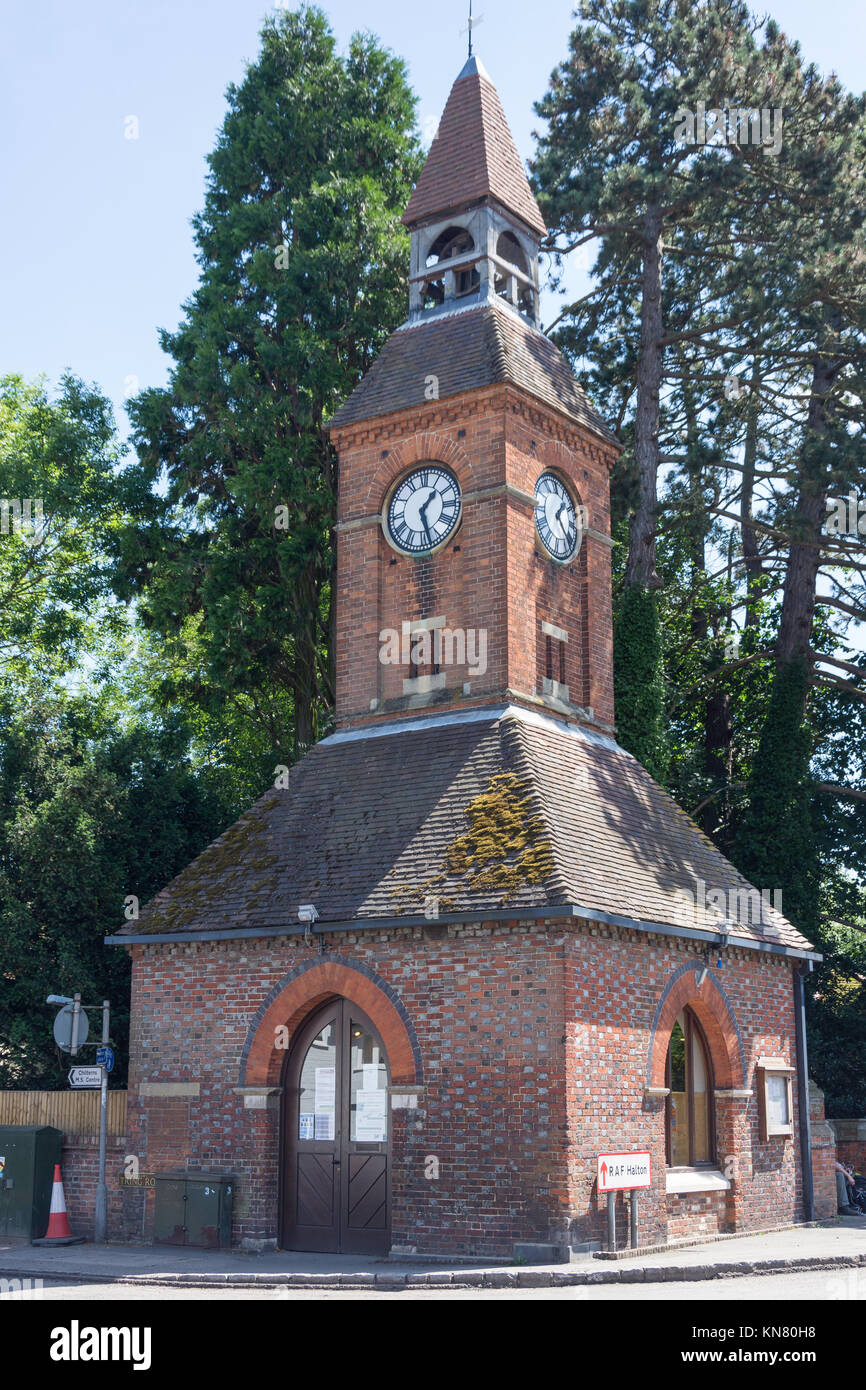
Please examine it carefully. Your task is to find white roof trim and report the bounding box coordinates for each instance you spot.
[320,702,620,752]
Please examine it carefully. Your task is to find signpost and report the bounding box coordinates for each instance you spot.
[597,1152,651,1251]
[49,993,112,1244]
[68,1066,103,1089]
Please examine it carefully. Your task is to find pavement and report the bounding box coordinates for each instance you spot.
[1,1217,865,1289]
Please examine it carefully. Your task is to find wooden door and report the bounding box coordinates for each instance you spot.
[281,998,391,1254]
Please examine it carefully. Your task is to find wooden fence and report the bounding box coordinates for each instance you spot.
[0,1090,127,1136]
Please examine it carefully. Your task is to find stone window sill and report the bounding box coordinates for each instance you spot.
[666,1168,731,1195]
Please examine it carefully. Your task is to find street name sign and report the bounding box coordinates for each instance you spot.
[68,1066,103,1089]
[597,1151,651,1192]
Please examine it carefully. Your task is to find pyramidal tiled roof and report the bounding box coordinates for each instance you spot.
[330,298,617,445]
[403,56,546,237]
[110,705,815,958]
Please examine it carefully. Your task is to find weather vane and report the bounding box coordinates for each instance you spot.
[460,0,484,58]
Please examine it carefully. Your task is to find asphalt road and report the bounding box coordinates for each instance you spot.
[8,1268,863,1300]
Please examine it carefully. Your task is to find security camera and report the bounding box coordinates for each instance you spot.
[297,904,319,925]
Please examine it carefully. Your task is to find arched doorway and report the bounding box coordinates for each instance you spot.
[280,997,391,1254]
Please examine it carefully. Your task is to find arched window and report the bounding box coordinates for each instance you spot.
[495,230,528,274]
[494,230,534,318]
[424,225,479,305]
[665,1008,714,1166]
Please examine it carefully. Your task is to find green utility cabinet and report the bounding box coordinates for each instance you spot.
[0,1125,62,1240]
[153,1172,234,1248]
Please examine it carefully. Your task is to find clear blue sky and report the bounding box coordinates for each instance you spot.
[1,0,864,433]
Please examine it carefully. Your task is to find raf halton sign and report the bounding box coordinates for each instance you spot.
[597,1151,652,1192]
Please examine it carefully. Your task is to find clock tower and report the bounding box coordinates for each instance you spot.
[330,54,620,734]
[114,50,818,1267]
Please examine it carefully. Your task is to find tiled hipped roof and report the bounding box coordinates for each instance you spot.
[403,57,547,237]
[330,299,617,444]
[114,707,814,955]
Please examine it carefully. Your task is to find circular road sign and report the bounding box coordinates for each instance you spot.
[53,1004,90,1053]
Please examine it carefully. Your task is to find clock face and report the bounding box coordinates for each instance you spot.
[534,471,580,562]
[386,465,461,555]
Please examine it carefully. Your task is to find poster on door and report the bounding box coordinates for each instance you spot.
[355,1088,387,1142]
[314,1066,335,1141]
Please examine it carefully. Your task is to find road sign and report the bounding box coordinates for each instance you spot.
[53,1004,89,1053]
[597,1151,651,1192]
[96,1046,114,1072]
[68,1066,103,1089]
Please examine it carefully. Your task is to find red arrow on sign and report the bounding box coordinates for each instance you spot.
[600,1161,607,1185]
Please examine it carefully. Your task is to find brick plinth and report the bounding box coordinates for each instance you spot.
[809,1082,839,1219]
[121,921,807,1256]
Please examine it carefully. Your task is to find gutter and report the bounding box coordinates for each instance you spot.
[793,962,815,1221]
[105,901,821,962]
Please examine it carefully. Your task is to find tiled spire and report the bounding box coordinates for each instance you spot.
[403,56,546,237]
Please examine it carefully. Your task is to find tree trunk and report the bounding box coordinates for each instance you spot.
[740,360,764,628]
[775,316,843,690]
[626,202,664,590]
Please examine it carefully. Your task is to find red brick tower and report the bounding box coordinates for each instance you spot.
[114,53,817,1265]
[330,55,620,734]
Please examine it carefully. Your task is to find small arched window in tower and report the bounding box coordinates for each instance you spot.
[425,226,479,304]
[495,231,535,319]
[665,1008,714,1167]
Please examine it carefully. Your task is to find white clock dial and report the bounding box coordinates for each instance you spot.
[534,471,580,562]
[386,465,461,555]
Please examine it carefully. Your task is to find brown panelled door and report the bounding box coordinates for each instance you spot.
[281,998,391,1254]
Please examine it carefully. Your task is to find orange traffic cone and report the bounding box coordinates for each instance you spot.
[32,1162,84,1245]
[43,1164,73,1239]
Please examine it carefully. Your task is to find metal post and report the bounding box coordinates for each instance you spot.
[95,999,109,1244]
[70,992,81,1057]
[607,1191,616,1251]
[630,1190,638,1248]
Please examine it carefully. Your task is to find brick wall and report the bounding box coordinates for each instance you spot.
[809,1082,838,1220]
[123,918,806,1257]
[665,1191,728,1241]
[829,1118,866,1177]
[331,387,617,733]
[60,1135,130,1242]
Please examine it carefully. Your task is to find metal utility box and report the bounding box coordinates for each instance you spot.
[153,1172,234,1248]
[0,1125,63,1240]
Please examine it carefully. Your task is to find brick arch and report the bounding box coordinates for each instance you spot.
[646,961,746,1090]
[239,955,423,1089]
[365,431,475,513]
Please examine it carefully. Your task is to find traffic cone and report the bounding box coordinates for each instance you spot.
[43,1164,73,1239]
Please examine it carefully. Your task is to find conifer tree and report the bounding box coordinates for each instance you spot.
[121,7,421,761]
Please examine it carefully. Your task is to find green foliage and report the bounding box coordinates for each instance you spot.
[120,6,422,761]
[614,584,668,783]
[733,659,819,937]
[0,684,231,1088]
[0,374,146,687]
[805,922,866,1118]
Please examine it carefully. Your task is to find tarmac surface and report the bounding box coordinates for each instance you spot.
[1,1216,864,1289]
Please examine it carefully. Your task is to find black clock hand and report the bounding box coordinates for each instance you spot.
[418,489,437,539]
